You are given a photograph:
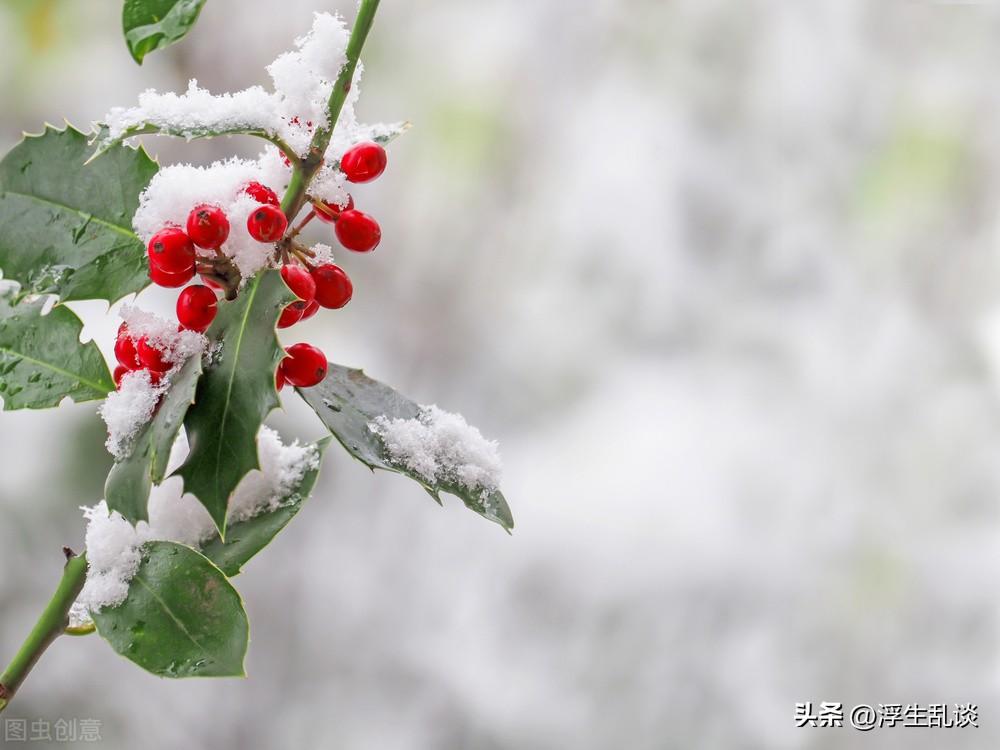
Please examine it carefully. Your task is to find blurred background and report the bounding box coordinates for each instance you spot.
[2,0,1000,747]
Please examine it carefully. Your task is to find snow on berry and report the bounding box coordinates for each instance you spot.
[119,305,207,365]
[369,406,503,497]
[71,428,321,621]
[133,159,286,281]
[99,307,209,459]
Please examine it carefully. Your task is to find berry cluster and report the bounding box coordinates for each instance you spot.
[126,140,388,392]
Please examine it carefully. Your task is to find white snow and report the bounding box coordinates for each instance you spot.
[131,157,288,281]
[102,12,382,164]
[369,405,503,495]
[98,309,208,459]
[103,11,407,285]
[119,304,208,365]
[309,243,336,265]
[98,370,166,460]
[71,428,321,623]
[228,427,322,524]
[103,80,284,144]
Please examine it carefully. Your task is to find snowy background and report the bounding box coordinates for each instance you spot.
[2,0,1000,747]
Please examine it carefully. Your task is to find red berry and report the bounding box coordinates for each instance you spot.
[247,205,288,242]
[186,204,230,249]
[277,302,306,329]
[340,141,387,183]
[113,365,129,388]
[311,264,353,309]
[114,332,140,370]
[280,264,316,301]
[275,367,287,391]
[147,228,196,274]
[149,264,195,288]
[176,285,218,332]
[137,337,171,372]
[244,181,279,206]
[147,369,164,386]
[299,299,320,321]
[280,343,328,387]
[200,274,223,291]
[314,195,354,224]
[334,210,381,252]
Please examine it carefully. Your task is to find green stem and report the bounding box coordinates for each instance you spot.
[0,553,88,713]
[280,0,381,218]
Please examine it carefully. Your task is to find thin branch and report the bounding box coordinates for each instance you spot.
[0,552,88,713]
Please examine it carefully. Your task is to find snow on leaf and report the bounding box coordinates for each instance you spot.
[298,364,514,532]
[92,541,248,678]
[105,355,203,525]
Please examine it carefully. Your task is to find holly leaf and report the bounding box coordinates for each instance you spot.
[123,0,206,64]
[0,294,113,410]
[91,119,411,163]
[88,123,290,163]
[201,437,330,576]
[93,541,248,678]
[176,270,294,536]
[297,364,514,532]
[105,355,203,524]
[0,125,154,303]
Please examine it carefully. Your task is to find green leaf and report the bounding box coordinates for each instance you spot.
[0,125,155,303]
[0,294,113,410]
[91,119,411,163]
[176,270,294,536]
[105,355,203,524]
[89,123,289,162]
[123,0,206,64]
[201,437,330,576]
[93,541,248,678]
[297,364,514,532]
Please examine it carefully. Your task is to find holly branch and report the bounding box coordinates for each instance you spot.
[0,0,382,713]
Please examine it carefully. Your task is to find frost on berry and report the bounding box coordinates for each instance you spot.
[134,159,286,282]
[244,181,279,206]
